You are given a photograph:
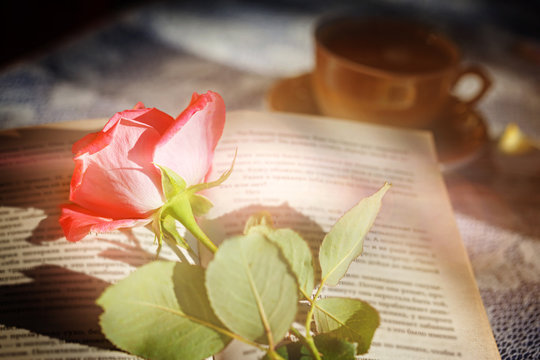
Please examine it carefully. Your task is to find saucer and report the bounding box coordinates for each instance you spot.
[266,73,489,169]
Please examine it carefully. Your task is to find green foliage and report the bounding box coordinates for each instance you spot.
[205,232,298,345]
[319,183,391,286]
[311,334,358,359]
[97,183,390,360]
[97,261,231,360]
[271,334,357,360]
[313,297,379,355]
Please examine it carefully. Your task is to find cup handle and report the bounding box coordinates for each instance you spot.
[452,65,492,106]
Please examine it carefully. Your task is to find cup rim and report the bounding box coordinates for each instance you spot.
[314,15,461,79]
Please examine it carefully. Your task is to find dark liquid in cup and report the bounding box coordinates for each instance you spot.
[320,20,455,74]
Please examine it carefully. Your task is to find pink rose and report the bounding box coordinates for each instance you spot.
[59,91,226,242]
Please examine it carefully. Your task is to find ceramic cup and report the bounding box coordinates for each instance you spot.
[312,16,491,128]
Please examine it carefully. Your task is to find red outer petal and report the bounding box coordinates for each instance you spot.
[70,157,87,197]
[59,204,151,242]
[69,108,176,218]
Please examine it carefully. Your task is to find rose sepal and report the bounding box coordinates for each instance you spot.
[154,154,235,254]
[162,190,217,254]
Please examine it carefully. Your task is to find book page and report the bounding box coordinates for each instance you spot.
[203,111,500,360]
[0,121,181,360]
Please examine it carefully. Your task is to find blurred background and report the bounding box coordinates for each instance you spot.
[0,0,538,69]
[0,0,538,134]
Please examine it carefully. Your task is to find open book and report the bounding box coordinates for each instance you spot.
[0,111,500,359]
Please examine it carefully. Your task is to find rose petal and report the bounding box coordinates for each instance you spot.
[59,204,150,242]
[153,91,226,186]
[73,109,145,156]
[70,109,175,218]
[73,108,173,156]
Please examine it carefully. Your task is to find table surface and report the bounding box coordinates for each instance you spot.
[0,1,538,359]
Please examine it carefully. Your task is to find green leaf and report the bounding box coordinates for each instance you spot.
[319,183,390,286]
[205,232,298,346]
[172,262,227,330]
[313,297,379,355]
[97,261,230,360]
[244,213,314,297]
[189,193,214,217]
[270,334,357,360]
[265,228,315,297]
[157,164,187,199]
